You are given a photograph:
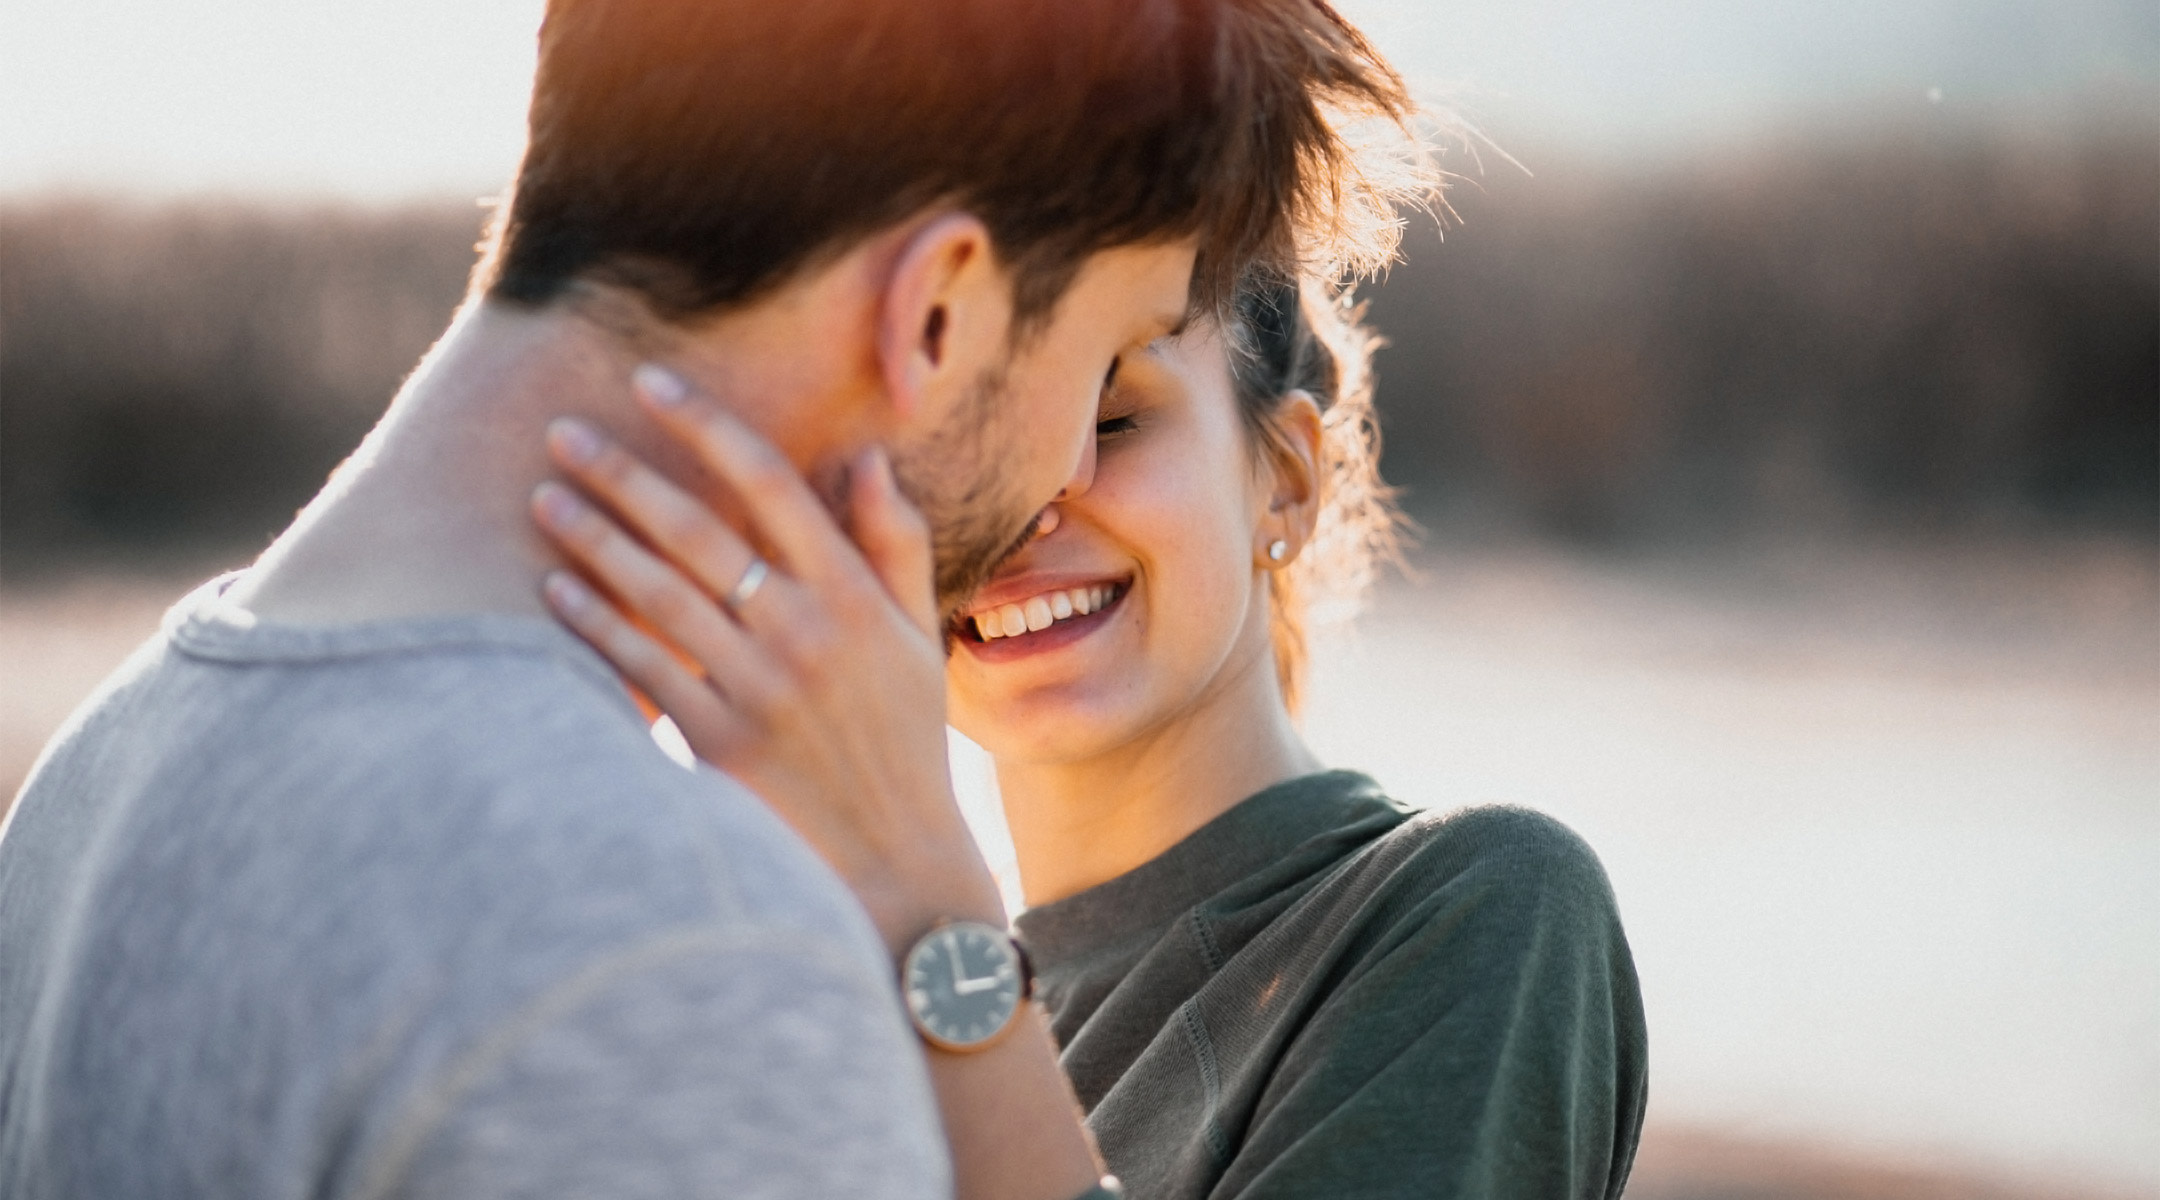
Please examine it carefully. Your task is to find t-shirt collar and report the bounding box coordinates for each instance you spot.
[1013,770,1399,967]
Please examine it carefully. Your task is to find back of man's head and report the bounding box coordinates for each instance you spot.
[475,0,1417,332]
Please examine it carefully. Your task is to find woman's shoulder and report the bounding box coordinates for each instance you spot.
[1397,803,1608,878]
[1330,801,1626,945]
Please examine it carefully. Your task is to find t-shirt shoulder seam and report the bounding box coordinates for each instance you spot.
[346,920,891,1200]
[1394,804,1603,873]
[1314,804,1614,930]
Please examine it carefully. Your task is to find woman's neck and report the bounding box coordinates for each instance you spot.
[995,637,1323,908]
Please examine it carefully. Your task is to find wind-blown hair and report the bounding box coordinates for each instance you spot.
[475,0,1426,331]
[1229,276,1407,714]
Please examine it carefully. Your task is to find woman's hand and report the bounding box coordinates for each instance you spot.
[530,364,1004,955]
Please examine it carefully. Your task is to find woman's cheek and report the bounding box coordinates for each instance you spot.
[1135,480,1256,668]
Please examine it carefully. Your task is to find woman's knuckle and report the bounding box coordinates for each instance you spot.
[679,519,735,573]
[641,580,696,629]
[583,442,637,491]
[743,450,795,502]
[606,626,654,670]
[784,619,838,670]
[645,507,702,557]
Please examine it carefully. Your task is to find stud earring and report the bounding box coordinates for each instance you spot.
[1267,539,1288,562]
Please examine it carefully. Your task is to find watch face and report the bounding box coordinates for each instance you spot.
[903,922,1024,1050]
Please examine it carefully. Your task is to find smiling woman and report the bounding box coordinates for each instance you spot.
[548,275,1649,1199]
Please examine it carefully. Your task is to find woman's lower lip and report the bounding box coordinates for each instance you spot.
[958,588,1124,664]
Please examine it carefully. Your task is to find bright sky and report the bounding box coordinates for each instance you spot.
[2,0,2152,199]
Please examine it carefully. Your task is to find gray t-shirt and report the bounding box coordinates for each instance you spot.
[0,575,949,1200]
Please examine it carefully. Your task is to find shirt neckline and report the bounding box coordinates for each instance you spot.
[165,571,631,703]
[1013,770,1401,967]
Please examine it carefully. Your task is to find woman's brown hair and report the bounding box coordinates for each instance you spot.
[1228,275,1408,714]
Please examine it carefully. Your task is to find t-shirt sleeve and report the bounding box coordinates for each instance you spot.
[1220,810,1649,1200]
[360,929,951,1200]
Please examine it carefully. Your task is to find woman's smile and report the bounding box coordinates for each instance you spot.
[953,574,1133,663]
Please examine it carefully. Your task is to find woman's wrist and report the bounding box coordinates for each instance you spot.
[859,833,1011,959]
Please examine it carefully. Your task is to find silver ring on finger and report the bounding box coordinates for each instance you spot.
[725,557,770,613]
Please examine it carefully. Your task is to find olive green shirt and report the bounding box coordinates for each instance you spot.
[1014,772,1647,1200]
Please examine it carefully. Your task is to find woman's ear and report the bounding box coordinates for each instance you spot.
[875,212,1013,421]
[1259,389,1325,563]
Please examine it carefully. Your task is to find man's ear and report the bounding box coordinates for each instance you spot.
[1264,389,1326,549]
[876,212,1012,421]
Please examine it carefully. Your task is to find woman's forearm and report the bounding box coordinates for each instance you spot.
[923,1004,1104,1200]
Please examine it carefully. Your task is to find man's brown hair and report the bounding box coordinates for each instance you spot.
[476,0,1419,329]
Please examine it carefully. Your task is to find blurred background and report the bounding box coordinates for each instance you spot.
[3,1,2155,1196]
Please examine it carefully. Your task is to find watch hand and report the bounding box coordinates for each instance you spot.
[943,929,963,991]
[954,959,1015,995]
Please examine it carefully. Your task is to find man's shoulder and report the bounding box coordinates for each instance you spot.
[0,628,945,1200]
[12,603,892,1026]
[146,596,847,921]
[210,631,883,966]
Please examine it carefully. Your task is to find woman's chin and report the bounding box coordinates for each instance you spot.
[955,693,1144,766]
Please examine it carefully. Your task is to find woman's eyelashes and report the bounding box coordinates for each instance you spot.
[1096,413,1141,440]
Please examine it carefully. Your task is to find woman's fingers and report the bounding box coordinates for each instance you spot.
[631,363,866,588]
[532,480,780,693]
[545,417,761,606]
[846,445,938,636]
[539,570,756,762]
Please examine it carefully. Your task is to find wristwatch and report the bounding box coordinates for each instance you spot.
[900,919,1032,1051]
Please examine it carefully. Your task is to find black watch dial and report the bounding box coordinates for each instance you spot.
[903,921,1025,1050]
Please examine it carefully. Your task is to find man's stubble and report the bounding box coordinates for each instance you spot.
[887,362,1046,618]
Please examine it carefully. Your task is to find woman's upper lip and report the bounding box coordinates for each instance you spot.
[958,570,1130,617]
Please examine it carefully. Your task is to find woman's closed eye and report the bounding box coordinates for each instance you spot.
[1096,413,1141,440]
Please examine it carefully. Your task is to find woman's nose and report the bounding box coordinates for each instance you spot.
[1033,505,1062,539]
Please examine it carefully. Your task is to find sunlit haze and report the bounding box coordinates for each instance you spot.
[3,0,2152,198]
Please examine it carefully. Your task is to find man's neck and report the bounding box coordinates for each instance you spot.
[228,300,702,626]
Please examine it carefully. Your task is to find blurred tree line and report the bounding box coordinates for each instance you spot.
[1370,103,2157,542]
[2,105,2153,579]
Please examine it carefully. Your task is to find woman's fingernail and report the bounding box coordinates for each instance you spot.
[633,362,688,409]
[549,418,603,465]
[533,480,586,529]
[543,570,592,615]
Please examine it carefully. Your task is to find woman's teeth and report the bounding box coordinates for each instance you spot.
[975,585,1116,641]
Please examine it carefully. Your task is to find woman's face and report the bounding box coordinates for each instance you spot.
[945,320,1282,763]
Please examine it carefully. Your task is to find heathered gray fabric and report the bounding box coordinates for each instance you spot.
[1015,771,1647,1200]
[0,574,949,1200]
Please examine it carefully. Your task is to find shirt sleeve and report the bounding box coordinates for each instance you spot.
[359,928,951,1200]
[1218,810,1649,1200]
